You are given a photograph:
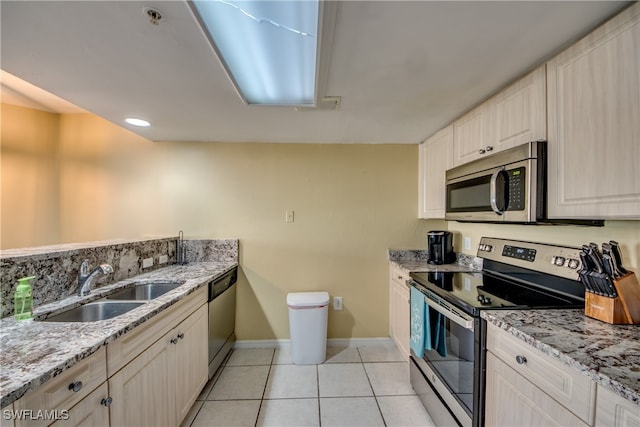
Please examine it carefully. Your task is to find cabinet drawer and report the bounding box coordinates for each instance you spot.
[487,324,595,425]
[107,286,206,376]
[50,383,109,427]
[14,348,107,427]
[390,264,411,288]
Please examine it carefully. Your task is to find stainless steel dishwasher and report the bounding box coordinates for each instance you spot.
[208,267,237,378]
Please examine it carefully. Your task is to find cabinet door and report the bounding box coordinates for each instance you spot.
[547,3,640,219]
[485,352,589,427]
[453,105,492,167]
[595,385,640,427]
[173,304,208,425]
[389,265,410,359]
[492,65,546,152]
[50,383,109,427]
[108,335,175,427]
[418,125,453,219]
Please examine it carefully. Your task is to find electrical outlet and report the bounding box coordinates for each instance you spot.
[333,296,343,311]
[158,254,168,264]
[464,236,471,251]
[286,210,295,223]
[142,257,154,269]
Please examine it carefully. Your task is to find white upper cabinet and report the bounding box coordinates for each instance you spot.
[547,3,640,219]
[452,103,493,167]
[419,125,453,219]
[452,65,546,168]
[492,65,546,151]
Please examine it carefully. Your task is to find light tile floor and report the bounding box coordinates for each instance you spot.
[182,343,436,427]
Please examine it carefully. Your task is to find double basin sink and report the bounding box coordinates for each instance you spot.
[42,282,185,323]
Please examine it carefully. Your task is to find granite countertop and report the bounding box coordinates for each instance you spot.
[388,249,482,273]
[0,261,237,408]
[482,309,640,405]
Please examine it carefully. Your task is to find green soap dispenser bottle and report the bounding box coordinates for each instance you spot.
[14,276,36,321]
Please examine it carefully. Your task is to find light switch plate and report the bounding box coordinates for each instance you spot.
[158,255,168,264]
[142,257,153,269]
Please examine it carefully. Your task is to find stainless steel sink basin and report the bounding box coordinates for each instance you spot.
[105,282,183,301]
[42,301,145,322]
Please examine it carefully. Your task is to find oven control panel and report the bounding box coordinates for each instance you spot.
[502,245,536,262]
[478,237,582,280]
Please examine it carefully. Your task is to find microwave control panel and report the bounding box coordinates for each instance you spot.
[507,167,525,211]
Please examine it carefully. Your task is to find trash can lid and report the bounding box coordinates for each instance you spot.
[287,292,330,307]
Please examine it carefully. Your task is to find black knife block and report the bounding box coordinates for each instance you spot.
[585,272,640,325]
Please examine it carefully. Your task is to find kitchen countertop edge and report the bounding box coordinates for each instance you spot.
[0,261,237,408]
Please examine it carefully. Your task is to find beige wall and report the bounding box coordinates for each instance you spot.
[1,104,60,247]
[1,105,435,340]
[4,105,638,340]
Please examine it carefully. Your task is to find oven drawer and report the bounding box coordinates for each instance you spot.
[486,324,595,425]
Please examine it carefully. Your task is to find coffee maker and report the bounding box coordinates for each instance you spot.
[427,231,455,265]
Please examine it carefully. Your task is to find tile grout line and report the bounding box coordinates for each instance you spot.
[358,348,388,427]
[254,347,276,427]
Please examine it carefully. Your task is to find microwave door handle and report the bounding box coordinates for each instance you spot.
[490,166,506,215]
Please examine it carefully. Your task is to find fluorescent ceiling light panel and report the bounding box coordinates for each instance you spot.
[192,0,319,106]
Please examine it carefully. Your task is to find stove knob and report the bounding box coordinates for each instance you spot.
[554,256,566,266]
[483,297,492,306]
[567,259,580,269]
[485,245,493,252]
[477,295,484,302]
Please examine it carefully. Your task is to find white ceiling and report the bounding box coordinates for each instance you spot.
[0,1,631,144]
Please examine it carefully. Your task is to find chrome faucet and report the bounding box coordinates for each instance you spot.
[77,259,114,296]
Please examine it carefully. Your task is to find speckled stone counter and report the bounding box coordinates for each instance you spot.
[482,309,640,405]
[388,249,482,273]
[0,261,237,408]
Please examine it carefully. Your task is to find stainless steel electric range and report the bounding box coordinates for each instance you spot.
[409,237,586,427]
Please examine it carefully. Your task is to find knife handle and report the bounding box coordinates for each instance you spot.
[609,241,629,275]
[587,247,604,274]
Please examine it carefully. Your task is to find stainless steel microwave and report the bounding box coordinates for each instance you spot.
[445,141,545,223]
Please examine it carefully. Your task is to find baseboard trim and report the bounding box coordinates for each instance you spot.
[234,337,394,349]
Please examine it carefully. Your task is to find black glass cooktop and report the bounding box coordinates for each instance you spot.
[410,269,584,316]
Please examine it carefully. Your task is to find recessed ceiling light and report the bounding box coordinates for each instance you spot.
[125,118,151,127]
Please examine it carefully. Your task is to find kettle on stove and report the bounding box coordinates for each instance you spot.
[427,231,455,265]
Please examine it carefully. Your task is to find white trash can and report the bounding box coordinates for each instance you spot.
[287,292,330,365]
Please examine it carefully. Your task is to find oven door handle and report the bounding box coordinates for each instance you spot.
[424,295,474,331]
[490,166,507,215]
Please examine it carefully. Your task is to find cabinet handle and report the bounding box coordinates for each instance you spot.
[478,149,486,155]
[177,333,185,340]
[68,381,83,392]
[101,397,113,407]
[515,355,527,365]
[397,275,403,280]
[486,146,494,152]
[170,337,179,344]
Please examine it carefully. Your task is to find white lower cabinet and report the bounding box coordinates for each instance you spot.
[389,264,410,359]
[13,348,108,427]
[595,385,640,427]
[108,303,208,427]
[485,323,595,426]
[50,384,110,427]
[486,353,589,427]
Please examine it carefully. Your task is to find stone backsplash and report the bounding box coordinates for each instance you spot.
[0,238,239,318]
